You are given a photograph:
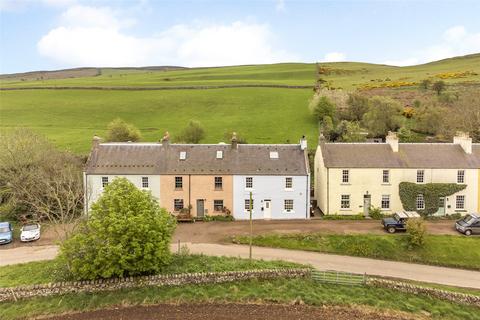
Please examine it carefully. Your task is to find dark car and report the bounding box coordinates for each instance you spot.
[455,213,480,236]
[382,211,421,234]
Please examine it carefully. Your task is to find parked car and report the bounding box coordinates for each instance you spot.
[382,211,421,233]
[20,223,41,242]
[455,213,480,236]
[0,222,13,245]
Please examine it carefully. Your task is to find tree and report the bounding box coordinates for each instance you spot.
[309,95,336,122]
[337,121,366,142]
[59,178,176,280]
[320,116,335,141]
[405,218,426,249]
[106,118,142,142]
[362,96,403,137]
[432,80,446,95]
[176,120,205,144]
[397,127,417,142]
[414,105,444,135]
[441,89,480,141]
[419,79,431,90]
[0,129,83,239]
[345,93,369,121]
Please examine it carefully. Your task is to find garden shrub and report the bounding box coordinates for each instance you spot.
[405,218,426,249]
[368,207,384,220]
[59,178,176,280]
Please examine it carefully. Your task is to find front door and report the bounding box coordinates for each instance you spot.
[263,200,272,219]
[436,197,446,216]
[196,199,204,218]
[363,194,371,217]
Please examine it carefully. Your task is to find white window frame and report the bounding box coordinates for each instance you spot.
[456,195,465,210]
[457,170,465,184]
[340,194,350,209]
[214,176,223,190]
[342,170,349,184]
[285,177,293,190]
[174,199,184,211]
[101,176,109,188]
[269,151,279,159]
[284,199,294,212]
[213,200,224,212]
[141,176,149,188]
[416,194,425,210]
[417,170,425,183]
[244,199,254,212]
[382,170,390,184]
[179,151,187,160]
[381,194,390,210]
[175,176,183,189]
[245,177,253,189]
[216,151,223,159]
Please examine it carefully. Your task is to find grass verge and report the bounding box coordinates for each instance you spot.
[0,254,302,287]
[232,233,480,270]
[1,278,479,320]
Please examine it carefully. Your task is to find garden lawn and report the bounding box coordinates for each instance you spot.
[0,88,315,154]
[0,254,302,287]
[1,278,479,320]
[232,233,480,270]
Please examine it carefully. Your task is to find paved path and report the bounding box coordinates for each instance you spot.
[1,243,479,289]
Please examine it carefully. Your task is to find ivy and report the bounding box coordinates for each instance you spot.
[399,182,467,216]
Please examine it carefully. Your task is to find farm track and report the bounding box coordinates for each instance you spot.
[43,303,418,320]
[0,84,312,90]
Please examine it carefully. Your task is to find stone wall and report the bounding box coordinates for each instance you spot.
[0,268,310,302]
[368,278,480,307]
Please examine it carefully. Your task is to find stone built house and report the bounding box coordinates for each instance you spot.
[84,134,311,220]
[314,132,480,216]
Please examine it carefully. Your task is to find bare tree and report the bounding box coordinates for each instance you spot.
[0,129,84,240]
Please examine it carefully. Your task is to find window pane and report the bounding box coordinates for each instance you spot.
[457,170,465,183]
[284,199,294,211]
[456,195,465,209]
[342,170,349,183]
[244,199,253,210]
[341,195,350,209]
[416,194,425,210]
[215,177,223,189]
[142,177,149,188]
[174,199,184,211]
[102,177,109,187]
[285,177,293,189]
[246,177,253,189]
[214,200,224,211]
[383,170,389,183]
[417,170,424,183]
[381,195,390,209]
[175,177,183,189]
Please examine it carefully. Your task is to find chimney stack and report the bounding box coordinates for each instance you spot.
[386,131,399,152]
[161,131,170,147]
[300,135,307,150]
[231,132,238,149]
[454,132,472,154]
[92,135,101,149]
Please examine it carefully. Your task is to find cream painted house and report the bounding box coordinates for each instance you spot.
[314,132,480,216]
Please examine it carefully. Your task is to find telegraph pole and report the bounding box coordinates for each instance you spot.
[249,191,253,262]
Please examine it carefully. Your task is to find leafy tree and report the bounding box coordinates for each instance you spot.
[432,80,446,95]
[405,218,426,249]
[414,105,443,135]
[59,178,176,280]
[337,121,366,142]
[320,116,335,141]
[346,93,369,121]
[398,127,418,142]
[176,120,205,144]
[309,95,336,122]
[106,118,142,142]
[362,96,403,137]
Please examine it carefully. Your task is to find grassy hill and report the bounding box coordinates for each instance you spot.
[1,54,479,154]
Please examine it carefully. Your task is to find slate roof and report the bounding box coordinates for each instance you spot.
[320,143,480,169]
[85,143,309,175]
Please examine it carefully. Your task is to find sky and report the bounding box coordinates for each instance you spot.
[0,0,479,73]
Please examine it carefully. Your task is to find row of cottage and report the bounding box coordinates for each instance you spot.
[84,132,480,219]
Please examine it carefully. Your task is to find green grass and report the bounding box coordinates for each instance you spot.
[0,88,316,153]
[1,278,478,320]
[0,254,302,287]
[232,233,480,270]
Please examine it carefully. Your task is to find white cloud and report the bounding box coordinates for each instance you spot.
[384,25,480,66]
[321,52,346,62]
[275,0,286,12]
[37,5,297,67]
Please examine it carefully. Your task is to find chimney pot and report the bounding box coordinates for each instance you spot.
[300,135,307,150]
[161,131,170,147]
[231,132,238,149]
[92,135,101,149]
[454,131,472,154]
[386,131,399,152]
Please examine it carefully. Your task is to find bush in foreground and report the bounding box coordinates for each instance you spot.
[59,178,176,280]
[405,218,426,249]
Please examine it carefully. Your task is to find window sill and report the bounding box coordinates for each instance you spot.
[283,210,295,214]
[245,188,254,192]
[244,211,255,214]
[284,188,294,192]
[340,183,351,186]
[340,208,352,211]
[174,188,183,191]
[215,188,223,191]
[381,183,391,186]
[455,209,467,212]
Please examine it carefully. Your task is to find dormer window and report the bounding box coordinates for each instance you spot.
[216,151,223,159]
[179,151,187,160]
[269,151,279,159]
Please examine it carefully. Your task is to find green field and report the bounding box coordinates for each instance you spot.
[1,54,479,154]
[232,233,480,270]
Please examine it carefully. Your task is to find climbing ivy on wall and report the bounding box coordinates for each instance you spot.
[399,182,467,216]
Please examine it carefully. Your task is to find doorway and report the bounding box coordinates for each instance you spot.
[436,197,446,216]
[196,199,205,218]
[263,200,272,219]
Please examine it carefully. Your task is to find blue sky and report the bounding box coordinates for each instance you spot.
[1,0,479,73]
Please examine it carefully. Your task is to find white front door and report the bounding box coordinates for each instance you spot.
[264,200,272,219]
